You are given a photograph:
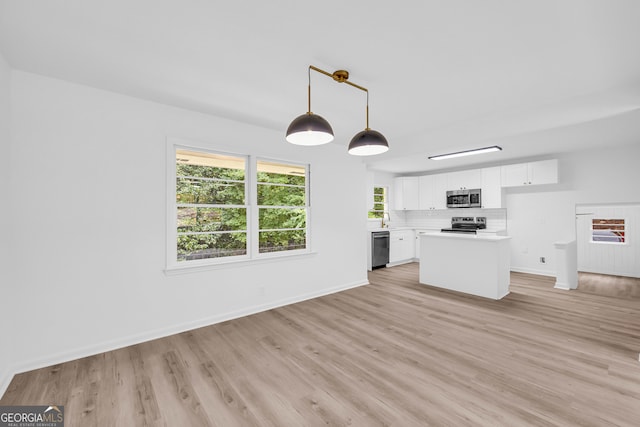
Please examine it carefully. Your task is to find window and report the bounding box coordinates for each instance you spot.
[368,186,388,219]
[175,149,248,261]
[591,218,626,244]
[169,144,310,268]
[257,160,307,253]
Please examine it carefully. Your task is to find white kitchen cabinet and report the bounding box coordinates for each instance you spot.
[501,159,558,187]
[481,166,503,208]
[447,169,482,190]
[530,159,558,185]
[393,176,420,210]
[501,162,527,187]
[389,229,415,264]
[418,174,448,210]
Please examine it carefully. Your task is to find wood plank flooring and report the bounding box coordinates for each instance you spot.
[577,271,640,299]
[2,263,640,426]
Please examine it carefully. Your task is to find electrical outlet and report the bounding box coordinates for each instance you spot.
[540,257,546,264]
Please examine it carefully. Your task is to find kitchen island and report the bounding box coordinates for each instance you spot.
[419,232,511,300]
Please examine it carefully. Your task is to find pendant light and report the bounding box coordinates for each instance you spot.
[285,113,334,146]
[348,90,389,156]
[286,66,389,156]
[285,67,334,145]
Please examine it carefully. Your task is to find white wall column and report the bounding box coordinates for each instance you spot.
[553,240,578,290]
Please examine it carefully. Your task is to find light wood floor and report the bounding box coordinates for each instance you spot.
[2,264,640,426]
[578,271,640,299]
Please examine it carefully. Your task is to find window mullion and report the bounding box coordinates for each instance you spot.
[170,144,310,267]
[249,156,259,257]
[177,175,245,184]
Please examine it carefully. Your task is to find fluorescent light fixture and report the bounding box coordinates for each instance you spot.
[428,145,502,160]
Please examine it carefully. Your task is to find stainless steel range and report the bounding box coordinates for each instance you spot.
[441,217,486,234]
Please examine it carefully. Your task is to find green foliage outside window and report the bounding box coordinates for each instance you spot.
[257,161,307,253]
[368,186,387,219]
[175,151,307,261]
[176,154,248,261]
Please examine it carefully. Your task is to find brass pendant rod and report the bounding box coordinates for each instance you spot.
[309,65,334,79]
[308,65,369,93]
[307,66,311,113]
[345,79,368,93]
[366,91,370,130]
[307,64,371,129]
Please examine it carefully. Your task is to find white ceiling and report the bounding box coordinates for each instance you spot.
[1,0,640,174]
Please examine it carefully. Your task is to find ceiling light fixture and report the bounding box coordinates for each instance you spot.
[428,145,502,161]
[286,65,389,156]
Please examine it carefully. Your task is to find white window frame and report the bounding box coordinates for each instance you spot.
[253,157,310,258]
[368,186,388,220]
[591,218,627,245]
[166,139,311,272]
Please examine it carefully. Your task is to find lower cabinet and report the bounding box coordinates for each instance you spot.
[389,230,415,264]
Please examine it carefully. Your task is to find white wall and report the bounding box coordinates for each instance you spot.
[0,51,13,393]
[506,145,640,276]
[3,71,369,389]
[368,170,406,228]
[506,189,576,275]
[576,204,640,277]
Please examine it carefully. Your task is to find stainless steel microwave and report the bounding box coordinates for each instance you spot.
[446,189,481,208]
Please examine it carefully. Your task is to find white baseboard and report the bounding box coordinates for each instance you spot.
[0,279,368,399]
[578,268,639,279]
[554,281,571,290]
[387,259,414,268]
[510,266,555,278]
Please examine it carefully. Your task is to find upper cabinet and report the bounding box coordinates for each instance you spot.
[447,169,482,190]
[394,176,420,210]
[388,159,557,211]
[501,159,558,187]
[529,159,558,185]
[481,166,503,208]
[419,174,448,210]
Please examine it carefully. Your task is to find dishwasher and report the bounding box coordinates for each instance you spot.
[371,231,390,269]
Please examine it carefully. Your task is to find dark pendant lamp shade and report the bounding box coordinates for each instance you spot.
[286,112,334,146]
[286,66,389,155]
[348,129,389,156]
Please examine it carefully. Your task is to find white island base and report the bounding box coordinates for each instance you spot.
[419,233,512,300]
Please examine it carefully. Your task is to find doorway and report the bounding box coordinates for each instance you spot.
[575,203,640,297]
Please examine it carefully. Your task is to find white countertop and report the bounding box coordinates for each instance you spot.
[368,227,435,232]
[419,231,511,241]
